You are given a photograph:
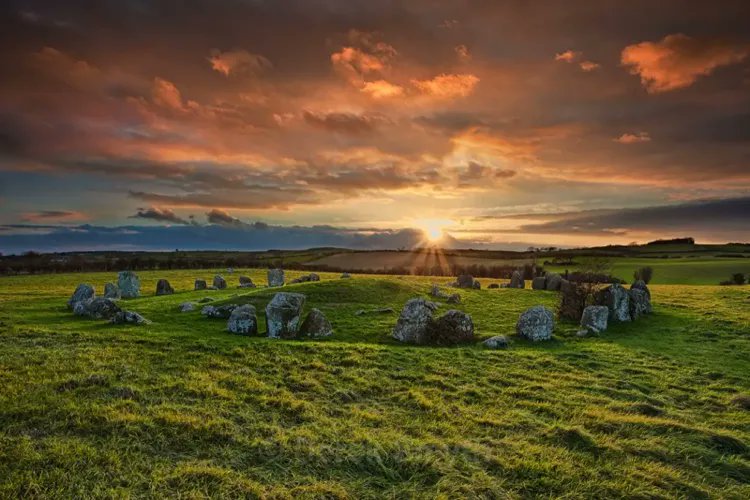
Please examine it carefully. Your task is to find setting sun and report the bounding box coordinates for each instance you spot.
[414,218,453,242]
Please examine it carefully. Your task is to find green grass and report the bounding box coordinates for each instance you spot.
[1,270,749,498]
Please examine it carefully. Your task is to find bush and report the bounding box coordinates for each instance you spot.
[633,266,654,284]
[719,273,748,286]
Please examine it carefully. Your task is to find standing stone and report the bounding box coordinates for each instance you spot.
[430,310,474,345]
[629,288,652,320]
[299,308,333,338]
[238,276,255,288]
[596,283,631,322]
[267,269,285,287]
[194,279,207,290]
[227,304,258,335]
[103,283,121,300]
[516,305,555,341]
[392,298,438,344]
[68,284,95,309]
[213,275,227,290]
[341,272,351,279]
[545,273,563,291]
[580,305,609,335]
[483,335,510,349]
[559,279,588,321]
[309,273,320,282]
[472,280,481,290]
[631,280,651,300]
[155,279,174,296]
[265,292,305,338]
[456,274,474,289]
[510,271,525,289]
[532,276,547,290]
[117,271,140,298]
[447,293,461,304]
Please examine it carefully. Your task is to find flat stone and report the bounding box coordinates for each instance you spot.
[483,335,510,349]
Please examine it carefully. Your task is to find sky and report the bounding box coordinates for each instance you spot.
[1,0,749,253]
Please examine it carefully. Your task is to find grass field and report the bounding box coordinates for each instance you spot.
[1,269,749,498]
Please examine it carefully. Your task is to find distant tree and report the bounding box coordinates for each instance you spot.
[731,273,747,285]
[633,266,654,284]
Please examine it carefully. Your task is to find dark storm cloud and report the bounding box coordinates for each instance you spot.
[129,206,189,225]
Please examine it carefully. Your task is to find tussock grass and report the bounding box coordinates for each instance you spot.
[0,270,748,497]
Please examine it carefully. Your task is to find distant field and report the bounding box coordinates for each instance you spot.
[1,269,748,497]
[304,250,533,272]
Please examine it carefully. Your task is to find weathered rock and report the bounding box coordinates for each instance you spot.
[68,284,95,309]
[488,283,500,289]
[516,305,555,341]
[456,274,475,289]
[532,276,547,290]
[194,279,207,290]
[227,304,258,335]
[74,298,122,319]
[289,273,320,284]
[309,273,320,282]
[111,310,150,325]
[341,272,351,279]
[238,276,255,288]
[472,280,481,289]
[559,279,587,321]
[155,279,174,296]
[392,298,438,344]
[510,271,525,289]
[446,293,461,304]
[265,292,305,338]
[430,283,444,297]
[430,310,474,345]
[596,283,631,322]
[631,279,651,300]
[299,308,333,338]
[267,269,285,287]
[545,273,563,291]
[580,305,609,334]
[117,271,140,298]
[483,335,510,349]
[201,304,238,319]
[103,282,120,300]
[180,302,196,312]
[213,275,227,289]
[629,288,652,320]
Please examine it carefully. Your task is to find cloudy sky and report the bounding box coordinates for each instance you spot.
[1,0,749,252]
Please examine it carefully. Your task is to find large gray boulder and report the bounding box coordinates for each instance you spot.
[631,280,651,300]
[516,306,555,341]
[111,310,150,325]
[103,283,120,300]
[299,308,333,338]
[117,271,140,298]
[268,269,285,287]
[68,284,95,309]
[580,305,609,335]
[596,283,631,322]
[510,271,525,289]
[532,276,547,290]
[430,310,474,345]
[629,288,652,320]
[74,298,122,320]
[265,292,305,338]
[227,304,258,335]
[213,275,227,290]
[483,335,510,349]
[559,279,587,320]
[194,279,207,290]
[456,274,475,289]
[392,298,438,344]
[179,302,196,312]
[155,279,174,296]
[545,273,563,291]
[201,304,237,319]
[238,276,255,288]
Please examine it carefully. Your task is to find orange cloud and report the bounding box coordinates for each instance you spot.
[579,61,600,72]
[151,77,186,111]
[360,79,404,98]
[615,132,651,144]
[621,34,750,93]
[455,44,471,63]
[555,50,580,62]
[208,49,271,76]
[411,73,479,98]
